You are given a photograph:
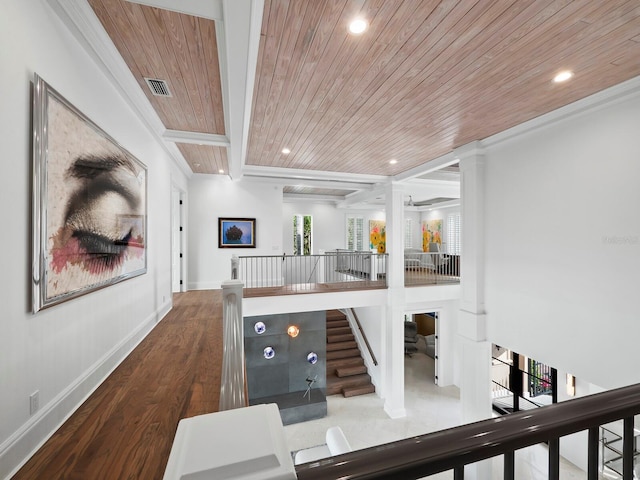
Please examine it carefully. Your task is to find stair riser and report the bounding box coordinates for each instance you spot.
[326,341,358,352]
[326,349,361,360]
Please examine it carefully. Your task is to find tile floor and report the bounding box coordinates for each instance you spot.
[284,340,588,479]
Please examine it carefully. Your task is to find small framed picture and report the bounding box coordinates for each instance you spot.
[218,218,256,248]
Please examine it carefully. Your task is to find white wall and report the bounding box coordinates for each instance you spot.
[483,78,640,390]
[0,2,184,477]
[187,177,283,289]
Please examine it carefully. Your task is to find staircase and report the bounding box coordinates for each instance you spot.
[326,310,375,398]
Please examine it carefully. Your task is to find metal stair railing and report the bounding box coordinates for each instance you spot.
[295,382,640,480]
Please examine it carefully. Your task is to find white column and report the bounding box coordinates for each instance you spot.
[457,142,492,479]
[383,182,406,418]
[220,280,246,411]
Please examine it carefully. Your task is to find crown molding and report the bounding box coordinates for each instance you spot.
[482,75,640,150]
[46,0,193,179]
[163,130,231,147]
[124,0,222,20]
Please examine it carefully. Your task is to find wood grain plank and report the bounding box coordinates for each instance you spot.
[13,291,223,480]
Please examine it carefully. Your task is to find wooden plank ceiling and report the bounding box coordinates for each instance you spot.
[88,0,228,174]
[88,0,640,177]
[248,0,640,176]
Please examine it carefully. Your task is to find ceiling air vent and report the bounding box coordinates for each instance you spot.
[144,77,172,97]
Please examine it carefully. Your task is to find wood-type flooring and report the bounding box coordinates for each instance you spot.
[13,290,222,480]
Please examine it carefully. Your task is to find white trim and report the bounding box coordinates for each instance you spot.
[482,75,640,149]
[163,130,230,147]
[0,300,173,480]
[46,0,194,178]
[124,0,223,20]
[242,164,386,184]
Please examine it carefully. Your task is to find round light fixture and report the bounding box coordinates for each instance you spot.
[307,352,318,365]
[553,70,573,83]
[281,147,291,154]
[219,169,224,174]
[389,159,398,165]
[348,18,368,35]
[254,321,266,335]
[287,325,300,338]
[263,346,275,359]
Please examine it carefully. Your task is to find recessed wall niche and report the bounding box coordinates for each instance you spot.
[244,311,326,425]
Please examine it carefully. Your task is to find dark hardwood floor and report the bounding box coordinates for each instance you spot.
[14,290,223,480]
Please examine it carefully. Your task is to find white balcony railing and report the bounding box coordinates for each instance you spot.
[404,252,460,286]
[235,251,388,292]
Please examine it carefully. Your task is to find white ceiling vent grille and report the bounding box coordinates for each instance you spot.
[144,77,172,97]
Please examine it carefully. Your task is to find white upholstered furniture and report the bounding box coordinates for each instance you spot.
[293,426,353,465]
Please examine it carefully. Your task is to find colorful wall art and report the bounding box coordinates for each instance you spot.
[369,220,386,253]
[32,74,147,312]
[422,219,443,251]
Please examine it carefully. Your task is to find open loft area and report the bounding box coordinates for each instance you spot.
[3,1,640,479]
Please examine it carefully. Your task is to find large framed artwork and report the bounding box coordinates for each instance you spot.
[369,220,386,253]
[422,219,442,251]
[219,218,256,248]
[32,74,147,312]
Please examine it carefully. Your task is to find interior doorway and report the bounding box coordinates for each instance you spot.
[171,186,185,293]
[405,311,439,385]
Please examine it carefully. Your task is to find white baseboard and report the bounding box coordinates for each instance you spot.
[0,300,172,480]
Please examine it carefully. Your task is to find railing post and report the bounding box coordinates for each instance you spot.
[504,450,515,480]
[219,279,246,411]
[587,426,599,480]
[453,465,464,479]
[548,437,560,480]
[623,416,634,479]
[231,254,239,280]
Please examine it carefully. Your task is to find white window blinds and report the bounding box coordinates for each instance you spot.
[447,213,462,255]
[346,216,364,251]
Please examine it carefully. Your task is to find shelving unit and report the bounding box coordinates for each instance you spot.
[601,418,640,478]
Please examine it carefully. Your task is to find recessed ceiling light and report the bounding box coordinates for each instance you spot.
[348,18,368,35]
[219,169,224,174]
[282,148,291,154]
[194,163,201,167]
[553,70,573,83]
[389,159,398,165]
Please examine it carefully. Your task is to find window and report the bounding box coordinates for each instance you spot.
[447,213,461,255]
[405,218,413,248]
[346,216,364,251]
[293,214,312,255]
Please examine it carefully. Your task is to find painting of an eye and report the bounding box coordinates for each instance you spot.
[51,154,145,276]
[32,75,148,312]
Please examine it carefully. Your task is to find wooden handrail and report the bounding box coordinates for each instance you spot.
[295,382,640,479]
[346,308,378,366]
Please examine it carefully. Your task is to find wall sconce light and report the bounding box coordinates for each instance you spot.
[307,352,318,365]
[254,322,266,335]
[263,346,275,359]
[566,373,576,397]
[287,325,300,338]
